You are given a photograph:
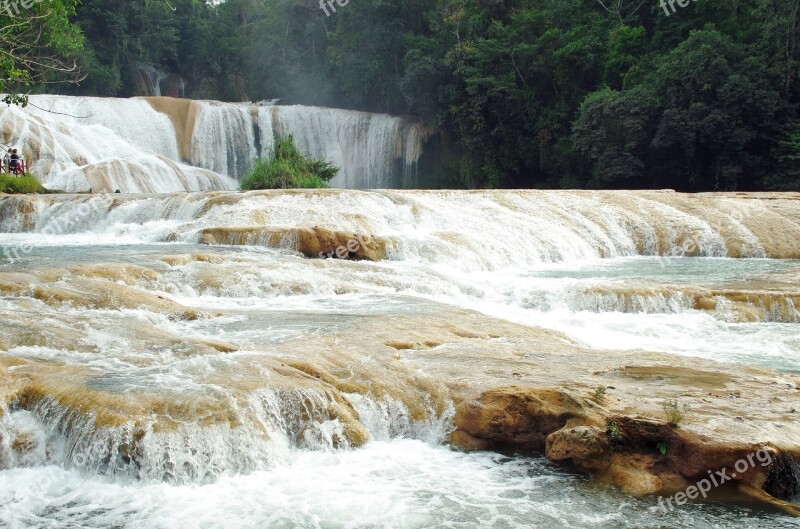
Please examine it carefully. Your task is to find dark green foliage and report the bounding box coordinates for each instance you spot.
[240,135,339,190]
[647,29,784,190]
[572,86,658,188]
[765,124,800,190]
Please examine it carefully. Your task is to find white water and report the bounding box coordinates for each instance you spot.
[187,101,430,187]
[1,191,797,371]
[190,102,259,179]
[268,105,430,188]
[1,191,799,528]
[135,64,185,98]
[0,95,430,192]
[4,441,797,529]
[0,96,236,193]
[0,190,776,263]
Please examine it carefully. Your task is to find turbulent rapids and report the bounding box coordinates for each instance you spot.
[1,190,800,528]
[0,95,431,192]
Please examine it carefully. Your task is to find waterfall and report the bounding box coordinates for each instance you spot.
[180,101,431,188]
[0,188,799,518]
[1,190,796,266]
[134,64,186,98]
[190,102,258,178]
[0,381,452,484]
[0,95,235,193]
[0,95,431,193]
[265,105,428,189]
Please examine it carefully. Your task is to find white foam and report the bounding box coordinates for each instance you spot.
[0,441,782,529]
[2,95,430,191]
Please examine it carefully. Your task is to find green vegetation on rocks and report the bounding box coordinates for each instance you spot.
[0,175,53,194]
[240,136,339,191]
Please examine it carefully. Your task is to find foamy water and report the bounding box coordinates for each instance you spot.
[1,190,799,528]
[3,241,796,372]
[1,96,430,192]
[3,441,797,529]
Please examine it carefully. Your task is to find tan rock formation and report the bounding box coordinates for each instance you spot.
[141,97,198,162]
[198,226,388,261]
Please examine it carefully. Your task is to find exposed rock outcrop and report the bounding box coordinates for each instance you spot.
[198,226,388,261]
[1,259,798,511]
[450,382,800,514]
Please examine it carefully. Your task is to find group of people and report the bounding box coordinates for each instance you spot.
[1,148,27,175]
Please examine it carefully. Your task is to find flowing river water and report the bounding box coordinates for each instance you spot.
[0,95,431,192]
[0,190,799,528]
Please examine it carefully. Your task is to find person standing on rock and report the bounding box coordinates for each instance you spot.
[9,149,26,175]
[17,150,27,174]
[9,149,20,175]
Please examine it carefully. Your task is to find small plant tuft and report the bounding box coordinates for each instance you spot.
[592,386,607,404]
[657,441,668,456]
[606,419,622,447]
[240,135,339,190]
[662,399,689,427]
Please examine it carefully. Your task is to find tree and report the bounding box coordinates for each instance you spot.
[0,0,84,105]
[765,124,800,190]
[444,1,608,187]
[648,29,784,190]
[21,0,800,191]
[572,86,658,188]
[70,0,185,97]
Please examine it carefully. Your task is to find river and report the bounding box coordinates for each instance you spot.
[0,190,798,528]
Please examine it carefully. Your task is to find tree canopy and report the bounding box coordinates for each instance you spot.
[0,0,83,105]
[28,0,800,191]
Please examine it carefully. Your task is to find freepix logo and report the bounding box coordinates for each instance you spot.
[2,0,45,18]
[1,196,113,263]
[657,448,774,512]
[319,0,350,17]
[660,0,698,16]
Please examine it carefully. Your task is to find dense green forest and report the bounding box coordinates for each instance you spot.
[7,0,800,191]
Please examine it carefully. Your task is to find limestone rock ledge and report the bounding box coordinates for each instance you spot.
[197,226,388,261]
[2,286,798,513]
[451,386,800,516]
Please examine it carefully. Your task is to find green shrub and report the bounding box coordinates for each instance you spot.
[662,399,689,427]
[240,135,339,191]
[606,419,622,447]
[592,386,607,404]
[0,174,51,194]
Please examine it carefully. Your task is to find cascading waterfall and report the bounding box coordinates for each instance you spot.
[0,95,431,193]
[190,102,258,178]
[134,64,186,98]
[266,105,429,188]
[0,190,797,325]
[0,96,235,193]
[181,101,431,188]
[0,388,452,484]
[1,189,799,528]
[1,190,795,264]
